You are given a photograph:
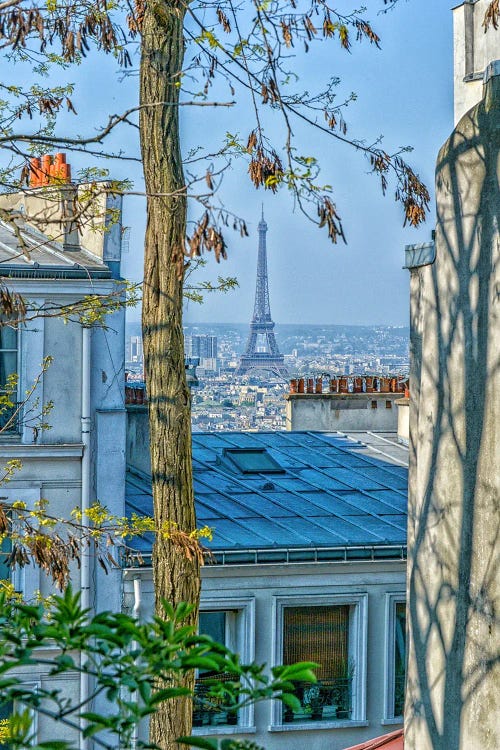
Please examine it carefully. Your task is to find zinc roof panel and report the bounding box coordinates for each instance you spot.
[237,493,295,518]
[208,520,269,547]
[193,500,223,521]
[366,490,408,512]
[269,493,332,517]
[242,517,312,545]
[329,492,397,516]
[283,517,349,544]
[322,468,386,490]
[275,446,340,468]
[358,466,407,489]
[296,468,352,490]
[319,516,382,542]
[345,515,404,540]
[295,492,363,517]
[196,493,255,519]
[270,476,316,492]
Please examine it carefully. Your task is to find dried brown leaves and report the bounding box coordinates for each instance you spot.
[0,283,26,319]
[0,0,131,66]
[248,147,284,193]
[317,197,345,244]
[127,0,145,36]
[355,20,381,47]
[188,212,227,262]
[483,0,499,30]
[395,160,430,228]
[216,6,231,34]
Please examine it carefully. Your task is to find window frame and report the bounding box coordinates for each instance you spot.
[0,487,41,597]
[270,593,368,730]
[0,322,20,435]
[0,681,39,747]
[383,592,406,724]
[193,596,256,736]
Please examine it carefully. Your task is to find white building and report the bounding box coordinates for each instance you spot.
[126,411,408,750]
[0,164,126,746]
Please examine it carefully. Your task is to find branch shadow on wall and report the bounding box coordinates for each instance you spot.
[407,91,500,750]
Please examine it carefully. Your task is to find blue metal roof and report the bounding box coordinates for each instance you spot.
[125,431,408,564]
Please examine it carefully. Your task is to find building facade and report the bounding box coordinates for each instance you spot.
[126,416,408,750]
[0,164,126,746]
[404,6,500,748]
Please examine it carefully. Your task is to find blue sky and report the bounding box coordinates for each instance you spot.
[167,0,453,326]
[8,0,455,325]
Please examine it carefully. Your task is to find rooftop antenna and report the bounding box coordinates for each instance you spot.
[261,203,264,221]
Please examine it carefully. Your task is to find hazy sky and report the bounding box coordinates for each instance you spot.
[8,0,455,326]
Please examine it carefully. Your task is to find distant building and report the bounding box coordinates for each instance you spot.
[188,334,218,371]
[189,334,218,359]
[128,335,143,364]
[285,376,406,433]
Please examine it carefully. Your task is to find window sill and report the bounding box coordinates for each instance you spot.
[0,433,22,443]
[381,717,403,726]
[192,726,256,736]
[268,720,369,732]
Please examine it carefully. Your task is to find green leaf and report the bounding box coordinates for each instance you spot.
[181,656,222,671]
[281,693,301,711]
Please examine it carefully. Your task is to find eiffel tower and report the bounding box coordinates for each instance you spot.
[236,210,288,379]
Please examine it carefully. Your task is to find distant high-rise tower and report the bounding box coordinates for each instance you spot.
[236,211,288,379]
[189,335,218,360]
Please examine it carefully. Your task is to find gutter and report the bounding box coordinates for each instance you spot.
[123,543,407,570]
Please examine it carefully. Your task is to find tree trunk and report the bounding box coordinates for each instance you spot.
[139,3,200,748]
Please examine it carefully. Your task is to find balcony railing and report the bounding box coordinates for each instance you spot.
[193,672,239,728]
[282,678,353,723]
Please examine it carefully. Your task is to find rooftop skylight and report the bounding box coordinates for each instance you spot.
[223,448,284,474]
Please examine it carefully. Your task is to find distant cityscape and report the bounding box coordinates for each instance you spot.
[126,322,409,431]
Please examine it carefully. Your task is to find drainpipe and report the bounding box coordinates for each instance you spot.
[80,325,91,750]
[131,577,142,750]
[133,576,142,620]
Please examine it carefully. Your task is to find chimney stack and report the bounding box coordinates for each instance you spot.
[29,153,72,188]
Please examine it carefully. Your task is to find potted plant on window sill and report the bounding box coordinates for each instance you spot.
[334,659,355,720]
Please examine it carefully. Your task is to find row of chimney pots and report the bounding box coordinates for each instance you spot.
[28,153,72,187]
[289,376,408,396]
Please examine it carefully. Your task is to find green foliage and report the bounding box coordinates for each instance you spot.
[0,587,316,750]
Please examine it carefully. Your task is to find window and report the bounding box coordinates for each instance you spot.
[0,532,11,583]
[0,682,38,747]
[384,594,406,721]
[272,594,367,728]
[194,597,255,733]
[0,488,41,597]
[0,323,18,432]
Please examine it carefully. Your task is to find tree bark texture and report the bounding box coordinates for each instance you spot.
[139,3,200,748]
